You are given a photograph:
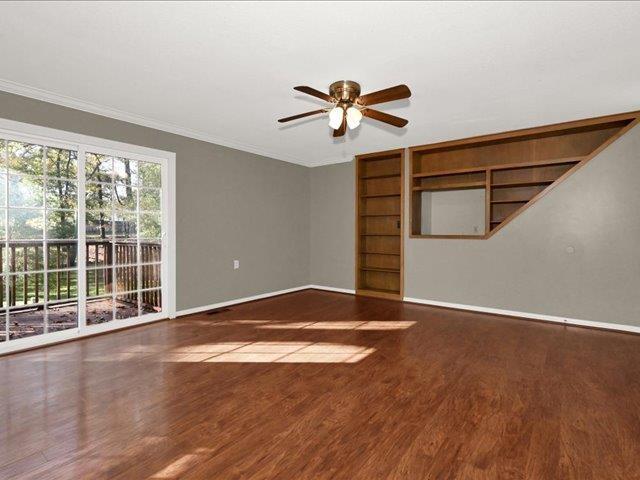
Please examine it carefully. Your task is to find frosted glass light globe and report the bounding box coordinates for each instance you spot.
[346,106,363,130]
[328,106,344,130]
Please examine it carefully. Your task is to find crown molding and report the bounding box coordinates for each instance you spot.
[0,77,331,167]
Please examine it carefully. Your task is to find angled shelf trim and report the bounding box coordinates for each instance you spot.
[409,110,640,239]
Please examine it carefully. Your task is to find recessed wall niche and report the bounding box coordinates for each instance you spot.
[420,188,485,236]
[409,111,640,239]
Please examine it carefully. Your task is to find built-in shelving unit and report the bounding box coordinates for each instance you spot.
[355,149,404,300]
[409,111,640,239]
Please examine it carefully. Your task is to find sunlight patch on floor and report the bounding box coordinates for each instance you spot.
[177,341,376,364]
[257,320,416,330]
[149,448,214,479]
[49,341,377,364]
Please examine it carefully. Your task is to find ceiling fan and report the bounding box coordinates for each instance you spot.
[278,81,411,137]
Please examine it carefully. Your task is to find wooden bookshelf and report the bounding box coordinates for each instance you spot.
[409,111,640,239]
[355,149,404,300]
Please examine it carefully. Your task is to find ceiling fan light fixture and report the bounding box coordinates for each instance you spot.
[328,106,344,130]
[279,82,411,138]
[346,106,363,130]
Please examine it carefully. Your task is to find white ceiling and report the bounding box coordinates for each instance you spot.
[0,1,639,167]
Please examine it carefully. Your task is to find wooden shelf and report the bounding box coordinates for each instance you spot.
[413,181,486,192]
[361,251,401,256]
[358,287,400,296]
[490,199,529,204]
[412,157,584,178]
[360,173,401,180]
[360,233,401,237]
[360,266,400,273]
[491,180,554,188]
[359,213,400,217]
[360,193,401,198]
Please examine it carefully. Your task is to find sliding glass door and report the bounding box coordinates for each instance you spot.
[0,130,170,350]
[84,152,162,325]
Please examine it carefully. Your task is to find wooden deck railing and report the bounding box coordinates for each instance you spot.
[0,240,161,310]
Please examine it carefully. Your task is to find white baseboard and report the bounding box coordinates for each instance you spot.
[308,285,356,295]
[176,285,312,317]
[404,296,640,335]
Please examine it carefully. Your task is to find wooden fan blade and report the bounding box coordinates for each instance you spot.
[333,117,346,137]
[357,84,411,106]
[362,108,408,128]
[278,109,325,123]
[294,86,334,103]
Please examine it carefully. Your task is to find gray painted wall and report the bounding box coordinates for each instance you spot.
[421,189,485,236]
[0,91,310,311]
[310,162,355,290]
[310,125,640,327]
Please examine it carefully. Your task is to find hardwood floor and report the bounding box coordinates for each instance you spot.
[1,289,640,479]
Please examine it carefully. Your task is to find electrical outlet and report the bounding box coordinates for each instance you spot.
[233,259,240,270]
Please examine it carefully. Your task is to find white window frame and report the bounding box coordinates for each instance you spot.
[0,118,176,356]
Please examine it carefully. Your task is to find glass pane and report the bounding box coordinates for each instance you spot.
[10,242,44,272]
[85,153,113,182]
[86,182,112,210]
[141,263,161,289]
[114,158,138,185]
[116,265,138,292]
[0,275,6,313]
[9,309,44,340]
[8,273,45,307]
[9,175,44,207]
[0,209,6,241]
[138,161,161,187]
[113,185,137,211]
[86,296,113,325]
[116,292,138,320]
[115,241,137,265]
[139,188,160,211]
[46,179,77,209]
[86,241,112,268]
[47,210,77,239]
[47,243,78,269]
[0,139,5,168]
[0,174,6,206]
[47,301,78,332]
[46,148,78,179]
[7,141,44,176]
[47,270,78,301]
[140,241,161,263]
[86,268,113,297]
[9,209,44,240]
[86,211,112,240]
[139,212,161,239]
[115,212,137,240]
[141,289,162,314]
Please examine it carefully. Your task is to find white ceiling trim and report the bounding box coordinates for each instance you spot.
[0,78,348,168]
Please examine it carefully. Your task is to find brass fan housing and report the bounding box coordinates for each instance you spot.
[329,80,361,103]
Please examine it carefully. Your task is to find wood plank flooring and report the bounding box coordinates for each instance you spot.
[1,289,640,479]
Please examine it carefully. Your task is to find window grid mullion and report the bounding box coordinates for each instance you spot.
[78,148,87,331]
[3,140,9,342]
[136,177,142,316]
[111,158,116,322]
[42,146,49,334]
